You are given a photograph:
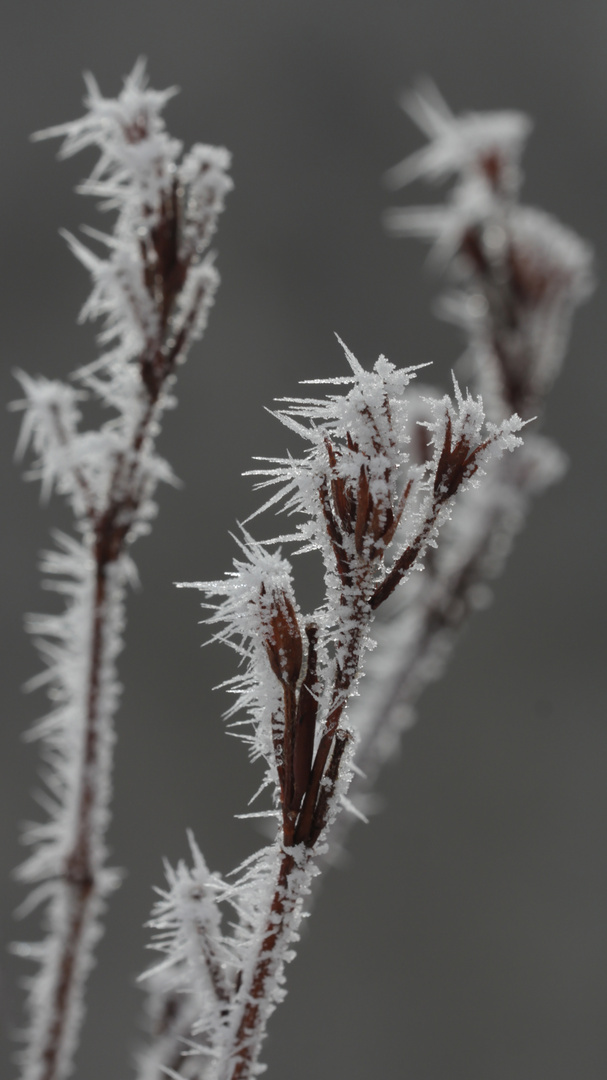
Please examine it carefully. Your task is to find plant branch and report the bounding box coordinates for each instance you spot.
[15,66,231,1080]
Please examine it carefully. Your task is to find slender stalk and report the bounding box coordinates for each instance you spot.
[15,66,231,1080]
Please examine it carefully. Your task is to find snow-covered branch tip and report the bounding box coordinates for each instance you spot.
[13,63,231,1080]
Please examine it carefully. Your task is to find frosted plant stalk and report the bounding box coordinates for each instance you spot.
[140,340,524,1080]
[12,63,231,1080]
[345,82,593,820]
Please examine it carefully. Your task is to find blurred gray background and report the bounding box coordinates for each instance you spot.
[1,2,606,1078]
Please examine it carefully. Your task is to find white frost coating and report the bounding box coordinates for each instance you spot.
[178,535,299,777]
[15,547,127,1080]
[422,374,525,488]
[12,375,86,509]
[171,256,221,355]
[141,832,236,1072]
[245,344,419,629]
[15,63,231,1080]
[34,59,182,225]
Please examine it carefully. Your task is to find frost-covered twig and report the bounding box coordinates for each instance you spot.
[140,341,524,1080]
[345,83,592,824]
[385,82,592,422]
[13,63,231,1080]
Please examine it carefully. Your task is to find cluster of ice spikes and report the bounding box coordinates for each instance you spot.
[141,339,524,1080]
[13,63,231,1080]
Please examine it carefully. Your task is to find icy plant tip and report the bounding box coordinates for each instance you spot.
[146,340,525,1080]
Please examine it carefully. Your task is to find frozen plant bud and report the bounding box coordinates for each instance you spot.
[260,582,304,687]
